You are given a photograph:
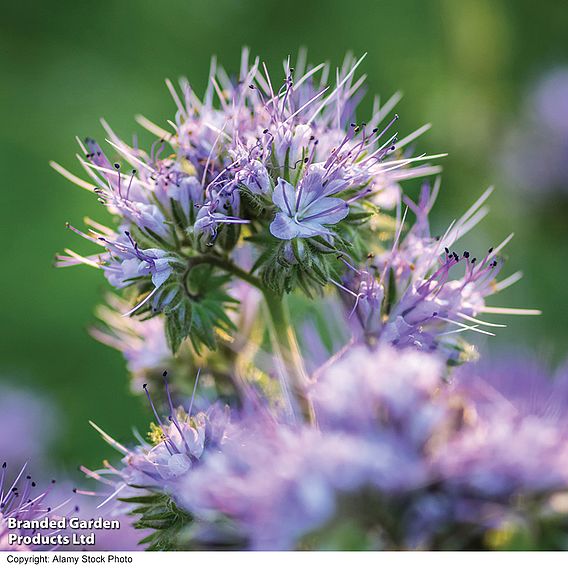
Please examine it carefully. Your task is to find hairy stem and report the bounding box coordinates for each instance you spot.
[183,254,262,292]
[184,254,314,422]
[262,289,315,423]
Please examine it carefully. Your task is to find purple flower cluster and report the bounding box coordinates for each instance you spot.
[0,384,58,469]
[181,346,446,549]
[52,50,555,551]
[172,347,568,550]
[443,356,568,499]
[338,182,539,361]
[54,50,439,326]
[0,387,145,552]
[82,375,229,509]
[502,67,568,198]
[0,463,70,551]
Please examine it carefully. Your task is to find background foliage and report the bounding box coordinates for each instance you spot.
[1,0,567,471]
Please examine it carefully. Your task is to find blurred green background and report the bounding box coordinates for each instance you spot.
[1,0,567,472]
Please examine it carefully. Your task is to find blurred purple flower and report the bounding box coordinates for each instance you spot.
[438,355,568,499]
[0,384,58,467]
[90,296,171,391]
[502,67,568,196]
[0,463,72,551]
[179,346,454,549]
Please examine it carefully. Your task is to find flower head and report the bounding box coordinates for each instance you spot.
[54,49,439,333]
[269,169,349,239]
[89,296,171,392]
[0,463,72,551]
[0,385,58,468]
[81,372,228,508]
[439,356,568,499]
[178,347,455,549]
[340,181,540,361]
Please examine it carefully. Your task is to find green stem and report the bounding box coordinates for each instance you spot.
[183,254,262,291]
[184,254,313,422]
[262,289,314,423]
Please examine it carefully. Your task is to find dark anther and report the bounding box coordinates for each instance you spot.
[163,370,168,377]
[444,247,450,254]
[114,163,120,169]
[143,383,148,389]
[463,251,470,258]
[488,247,494,253]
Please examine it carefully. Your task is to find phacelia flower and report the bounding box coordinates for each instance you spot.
[0,463,72,551]
[57,224,176,309]
[439,356,568,499]
[502,67,568,198]
[173,347,568,550]
[81,374,229,510]
[54,49,439,339]
[0,385,58,468]
[339,181,540,361]
[269,170,349,239]
[178,347,456,549]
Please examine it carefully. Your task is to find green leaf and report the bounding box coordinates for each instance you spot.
[118,494,163,504]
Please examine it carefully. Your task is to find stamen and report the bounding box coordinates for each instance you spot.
[481,307,542,316]
[142,383,179,455]
[188,369,201,418]
[163,372,193,457]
